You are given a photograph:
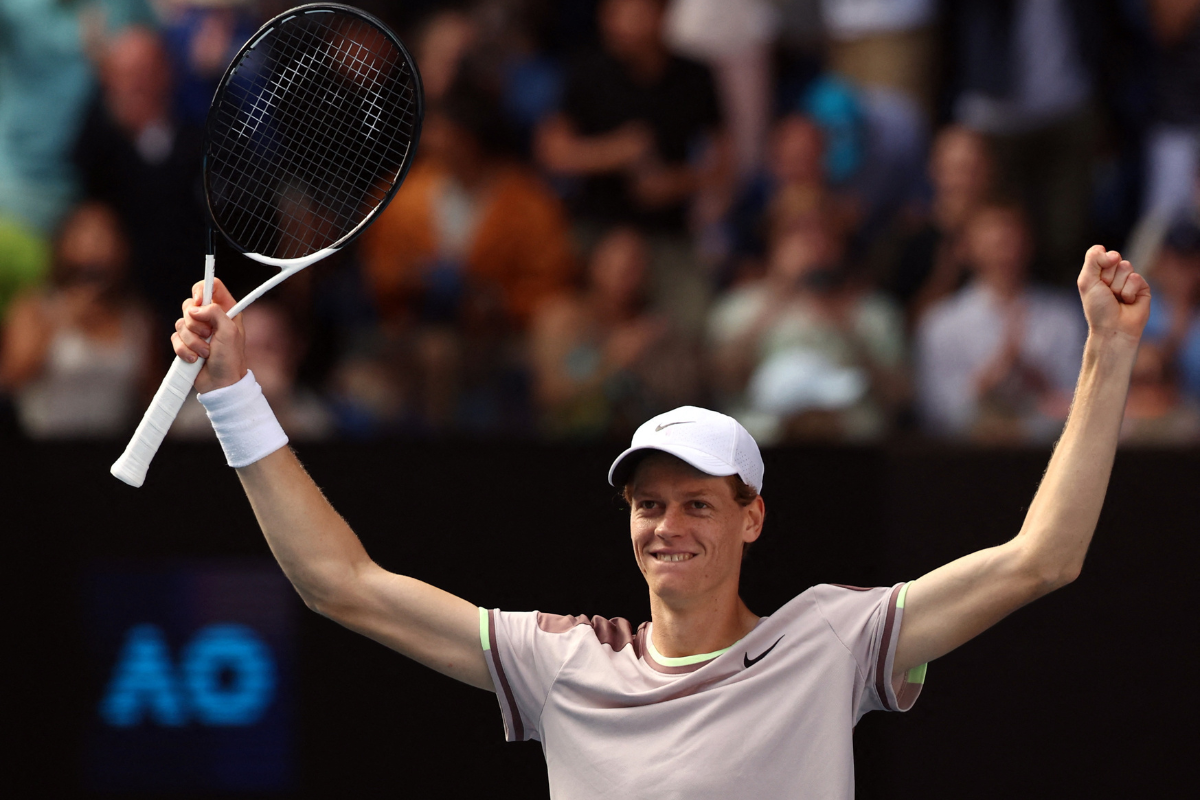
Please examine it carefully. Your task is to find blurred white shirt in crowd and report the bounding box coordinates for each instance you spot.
[916,284,1085,440]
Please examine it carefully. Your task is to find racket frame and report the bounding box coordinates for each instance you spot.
[111,3,423,487]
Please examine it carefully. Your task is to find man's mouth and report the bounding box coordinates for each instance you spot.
[652,553,695,562]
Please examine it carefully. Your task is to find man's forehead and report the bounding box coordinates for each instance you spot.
[628,452,730,488]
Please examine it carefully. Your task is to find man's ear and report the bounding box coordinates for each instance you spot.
[743,496,765,543]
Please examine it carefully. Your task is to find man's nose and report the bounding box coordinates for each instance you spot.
[655,504,685,537]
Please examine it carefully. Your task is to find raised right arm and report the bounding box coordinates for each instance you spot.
[174,279,492,691]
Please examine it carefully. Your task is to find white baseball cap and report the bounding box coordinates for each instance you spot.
[607,406,764,493]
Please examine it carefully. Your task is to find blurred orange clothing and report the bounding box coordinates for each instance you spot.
[361,160,576,328]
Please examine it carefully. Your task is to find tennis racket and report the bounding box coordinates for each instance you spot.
[111,3,422,487]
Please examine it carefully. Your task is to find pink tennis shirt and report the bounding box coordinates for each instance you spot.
[480,582,926,799]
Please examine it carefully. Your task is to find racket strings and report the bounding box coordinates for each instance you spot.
[214,19,410,255]
[215,18,411,253]
[207,10,418,260]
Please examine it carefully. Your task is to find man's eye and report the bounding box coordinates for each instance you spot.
[639,500,657,509]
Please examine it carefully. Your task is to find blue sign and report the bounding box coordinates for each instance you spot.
[100,623,276,727]
[84,561,295,792]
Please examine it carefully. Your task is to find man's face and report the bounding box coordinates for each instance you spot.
[627,455,763,606]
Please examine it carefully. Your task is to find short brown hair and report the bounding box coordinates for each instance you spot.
[622,473,758,507]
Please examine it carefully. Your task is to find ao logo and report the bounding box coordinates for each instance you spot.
[100,623,276,727]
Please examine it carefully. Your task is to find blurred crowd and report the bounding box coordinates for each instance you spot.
[2,0,1199,446]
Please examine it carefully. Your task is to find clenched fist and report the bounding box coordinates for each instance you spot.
[1076,245,1151,342]
[172,277,248,393]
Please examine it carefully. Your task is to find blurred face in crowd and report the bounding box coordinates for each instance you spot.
[1154,245,1200,309]
[767,221,841,288]
[55,203,128,290]
[600,0,666,63]
[102,28,173,135]
[626,453,762,606]
[243,304,299,403]
[966,207,1032,295]
[418,11,477,101]
[590,228,649,312]
[929,126,993,209]
[771,116,825,186]
[421,110,487,184]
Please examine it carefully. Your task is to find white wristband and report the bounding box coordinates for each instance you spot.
[197,370,289,468]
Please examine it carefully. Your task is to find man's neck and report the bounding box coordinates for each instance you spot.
[649,589,759,659]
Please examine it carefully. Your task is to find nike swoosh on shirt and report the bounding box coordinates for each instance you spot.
[744,636,785,669]
[655,421,695,432]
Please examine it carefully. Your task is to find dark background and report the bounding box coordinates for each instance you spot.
[9,441,1196,797]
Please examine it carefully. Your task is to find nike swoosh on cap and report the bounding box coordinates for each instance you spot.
[655,421,696,432]
[744,636,785,668]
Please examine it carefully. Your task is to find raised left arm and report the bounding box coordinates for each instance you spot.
[893,246,1152,680]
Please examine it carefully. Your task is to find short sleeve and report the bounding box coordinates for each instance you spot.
[810,583,925,720]
[480,608,582,742]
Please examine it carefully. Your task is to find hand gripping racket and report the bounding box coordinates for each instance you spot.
[112,3,422,487]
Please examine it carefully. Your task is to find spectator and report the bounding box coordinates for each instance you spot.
[1119,341,1200,445]
[947,0,1101,282]
[664,0,779,177]
[0,0,155,235]
[1143,0,1200,219]
[885,125,997,324]
[727,113,830,280]
[1142,218,1200,403]
[158,0,259,127]
[708,215,906,443]
[531,226,700,438]
[0,203,155,438]
[820,0,938,118]
[815,1,936,237]
[358,74,573,433]
[916,204,1085,442]
[535,0,728,333]
[416,8,480,104]
[360,75,575,333]
[73,26,206,330]
[174,301,333,440]
[536,0,727,234]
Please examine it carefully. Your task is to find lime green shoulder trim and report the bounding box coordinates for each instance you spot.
[479,607,490,651]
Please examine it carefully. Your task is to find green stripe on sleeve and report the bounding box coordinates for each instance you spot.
[897,581,913,609]
[906,662,927,685]
[479,607,490,651]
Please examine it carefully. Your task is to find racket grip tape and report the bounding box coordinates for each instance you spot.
[111,355,206,487]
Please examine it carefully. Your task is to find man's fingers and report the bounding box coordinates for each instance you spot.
[171,331,202,363]
[210,278,238,312]
[181,309,213,339]
[1098,249,1122,286]
[1109,260,1134,296]
[1078,245,1108,292]
[189,278,238,312]
[177,325,211,359]
[1120,272,1151,305]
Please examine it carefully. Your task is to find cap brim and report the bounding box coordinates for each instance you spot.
[607,444,738,487]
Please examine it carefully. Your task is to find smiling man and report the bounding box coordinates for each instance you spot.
[172,245,1150,798]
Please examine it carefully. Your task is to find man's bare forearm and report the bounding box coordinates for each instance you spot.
[1016,331,1139,585]
[236,447,372,612]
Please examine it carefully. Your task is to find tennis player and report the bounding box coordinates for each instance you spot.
[173,245,1149,797]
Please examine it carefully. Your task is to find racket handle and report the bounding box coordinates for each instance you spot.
[111,355,206,487]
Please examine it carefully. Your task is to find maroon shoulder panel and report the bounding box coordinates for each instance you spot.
[537,612,641,655]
